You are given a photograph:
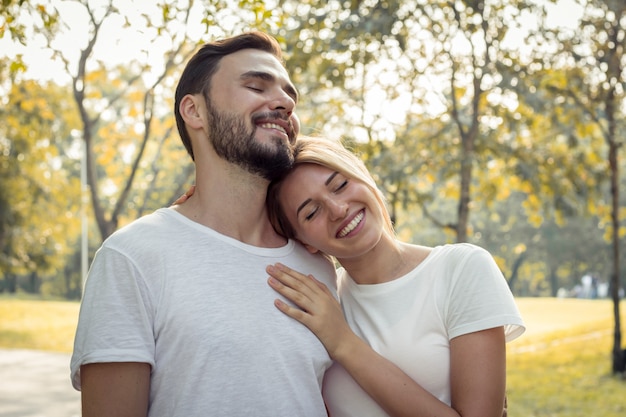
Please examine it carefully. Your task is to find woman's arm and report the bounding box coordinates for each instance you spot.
[267,263,506,417]
[450,328,507,417]
[80,362,151,417]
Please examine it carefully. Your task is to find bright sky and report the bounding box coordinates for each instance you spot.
[1,0,583,85]
[1,0,212,86]
[354,0,584,139]
[0,0,585,142]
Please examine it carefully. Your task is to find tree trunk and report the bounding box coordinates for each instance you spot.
[507,251,527,291]
[608,134,623,374]
[604,29,623,372]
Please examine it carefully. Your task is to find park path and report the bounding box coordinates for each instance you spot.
[508,328,612,354]
[0,349,80,417]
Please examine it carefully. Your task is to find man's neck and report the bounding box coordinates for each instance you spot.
[172,168,287,248]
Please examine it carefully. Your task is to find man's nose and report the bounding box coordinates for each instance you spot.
[270,88,296,115]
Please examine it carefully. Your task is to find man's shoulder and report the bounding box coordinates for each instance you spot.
[289,243,338,289]
[102,208,179,246]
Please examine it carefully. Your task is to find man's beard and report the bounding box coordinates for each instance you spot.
[205,100,294,181]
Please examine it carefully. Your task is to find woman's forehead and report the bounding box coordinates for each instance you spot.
[280,164,329,200]
[288,163,332,182]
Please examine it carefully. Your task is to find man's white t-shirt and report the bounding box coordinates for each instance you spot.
[71,208,337,417]
[323,243,525,417]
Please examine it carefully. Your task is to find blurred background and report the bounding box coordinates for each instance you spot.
[0,0,624,415]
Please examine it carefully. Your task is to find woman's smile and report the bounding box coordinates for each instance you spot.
[337,209,365,238]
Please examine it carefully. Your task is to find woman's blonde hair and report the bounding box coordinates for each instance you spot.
[267,136,394,240]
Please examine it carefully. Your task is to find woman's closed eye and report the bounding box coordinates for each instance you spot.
[304,206,319,221]
[335,179,348,192]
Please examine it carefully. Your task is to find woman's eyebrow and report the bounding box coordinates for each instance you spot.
[325,172,339,186]
[296,198,312,217]
[240,71,299,102]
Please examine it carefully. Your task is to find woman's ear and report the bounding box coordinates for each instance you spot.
[179,94,204,129]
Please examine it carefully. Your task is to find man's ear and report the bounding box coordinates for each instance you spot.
[303,243,320,254]
[179,94,204,129]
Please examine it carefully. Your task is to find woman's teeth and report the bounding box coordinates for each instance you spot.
[338,211,364,238]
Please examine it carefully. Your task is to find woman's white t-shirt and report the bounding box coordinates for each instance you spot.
[323,243,525,417]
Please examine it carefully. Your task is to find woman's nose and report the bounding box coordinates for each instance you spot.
[328,198,349,221]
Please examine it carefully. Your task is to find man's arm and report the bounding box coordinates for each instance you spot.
[80,362,151,417]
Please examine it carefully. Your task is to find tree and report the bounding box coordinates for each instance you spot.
[529,0,625,374]
[0,76,82,295]
[282,0,571,243]
[1,0,623,304]
[0,0,293,296]
[279,0,625,305]
[45,1,199,240]
[3,0,280,243]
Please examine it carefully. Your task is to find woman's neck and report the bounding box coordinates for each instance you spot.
[338,238,431,285]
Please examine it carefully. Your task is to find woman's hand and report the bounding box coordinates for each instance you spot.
[267,265,508,417]
[267,263,355,359]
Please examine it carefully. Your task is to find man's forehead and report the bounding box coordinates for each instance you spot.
[219,48,289,78]
[216,48,298,101]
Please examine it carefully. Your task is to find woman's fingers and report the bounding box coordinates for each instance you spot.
[267,263,322,296]
[267,274,313,312]
[171,185,196,205]
[266,263,334,315]
[267,263,351,357]
[268,275,320,330]
[273,297,311,323]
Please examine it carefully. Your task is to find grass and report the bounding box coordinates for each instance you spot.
[0,297,80,352]
[1,296,625,416]
[507,297,626,417]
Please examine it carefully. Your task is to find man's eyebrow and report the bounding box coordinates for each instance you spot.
[295,172,339,217]
[240,71,299,102]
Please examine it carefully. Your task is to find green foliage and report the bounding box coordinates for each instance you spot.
[0,78,82,296]
[0,0,623,312]
[0,0,59,45]
[283,0,578,242]
[280,0,625,293]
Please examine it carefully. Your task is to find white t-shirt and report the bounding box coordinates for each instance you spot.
[71,208,337,417]
[323,243,525,417]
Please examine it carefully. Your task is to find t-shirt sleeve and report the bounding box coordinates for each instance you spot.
[70,244,156,390]
[444,244,525,342]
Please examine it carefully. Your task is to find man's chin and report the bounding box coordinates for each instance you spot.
[261,158,294,181]
[257,132,292,147]
[244,145,293,181]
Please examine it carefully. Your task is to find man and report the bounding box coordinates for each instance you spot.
[71,32,337,417]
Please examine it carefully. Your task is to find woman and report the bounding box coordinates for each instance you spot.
[264,136,525,417]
